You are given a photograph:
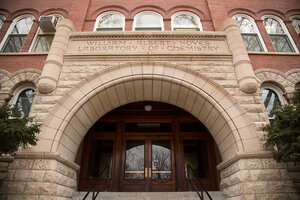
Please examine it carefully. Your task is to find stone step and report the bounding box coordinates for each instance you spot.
[72,191,224,200]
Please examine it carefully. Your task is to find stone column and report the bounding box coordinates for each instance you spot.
[218,152,300,200]
[37,18,74,94]
[0,152,79,200]
[222,18,258,94]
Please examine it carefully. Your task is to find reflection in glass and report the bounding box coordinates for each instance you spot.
[87,140,113,179]
[16,89,34,117]
[135,12,162,31]
[0,18,4,29]
[262,88,281,122]
[173,14,200,31]
[97,13,124,31]
[125,140,145,179]
[32,35,54,52]
[2,17,33,52]
[152,140,171,180]
[184,140,210,179]
[263,17,294,52]
[234,16,263,52]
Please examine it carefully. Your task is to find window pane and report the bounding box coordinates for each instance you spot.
[136,13,161,28]
[12,17,33,34]
[0,18,4,29]
[33,35,54,52]
[152,140,171,180]
[2,35,26,52]
[98,13,123,29]
[262,88,281,119]
[292,18,300,33]
[264,18,284,34]
[173,14,199,29]
[270,34,294,52]
[87,140,113,179]
[125,140,145,179]
[242,34,263,52]
[184,140,210,179]
[16,89,34,117]
[235,16,256,33]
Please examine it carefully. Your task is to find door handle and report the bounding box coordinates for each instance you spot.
[149,168,152,178]
[145,167,148,178]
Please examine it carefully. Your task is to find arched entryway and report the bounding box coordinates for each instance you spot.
[78,101,219,192]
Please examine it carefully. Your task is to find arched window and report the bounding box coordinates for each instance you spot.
[16,88,35,117]
[31,15,62,52]
[0,15,34,52]
[11,84,35,117]
[233,14,266,52]
[261,84,286,124]
[133,11,163,31]
[263,15,298,52]
[0,15,5,30]
[291,15,300,35]
[94,12,125,31]
[171,12,202,31]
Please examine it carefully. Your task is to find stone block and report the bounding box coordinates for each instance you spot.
[10,159,34,170]
[250,169,282,181]
[24,182,56,195]
[223,183,243,197]
[6,195,39,200]
[242,181,270,194]
[14,170,45,181]
[268,181,297,193]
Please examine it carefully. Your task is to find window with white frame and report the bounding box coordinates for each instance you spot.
[263,16,297,52]
[0,15,5,30]
[291,16,300,34]
[171,12,202,31]
[1,15,34,52]
[133,11,163,31]
[11,84,35,117]
[94,12,125,31]
[261,84,286,124]
[31,15,61,52]
[233,14,265,52]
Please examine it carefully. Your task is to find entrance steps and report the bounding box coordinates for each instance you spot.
[72,191,225,200]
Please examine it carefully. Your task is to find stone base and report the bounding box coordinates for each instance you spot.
[218,152,300,200]
[0,152,79,200]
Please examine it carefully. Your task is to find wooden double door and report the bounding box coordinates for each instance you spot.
[122,136,175,191]
[79,102,218,192]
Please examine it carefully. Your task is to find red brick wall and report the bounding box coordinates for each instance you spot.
[0,0,299,73]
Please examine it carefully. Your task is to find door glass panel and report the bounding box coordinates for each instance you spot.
[125,140,145,179]
[152,140,171,180]
[183,140,210,179]
[87,140,113,179]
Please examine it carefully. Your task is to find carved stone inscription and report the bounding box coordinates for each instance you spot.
[67,38,230,55]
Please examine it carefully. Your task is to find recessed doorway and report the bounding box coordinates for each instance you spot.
[78,102,218,192]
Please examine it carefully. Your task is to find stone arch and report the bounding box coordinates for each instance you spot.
[255,69,295,93]
[286,69,300,90]
[35,62,261,163]
[1,69,41,92]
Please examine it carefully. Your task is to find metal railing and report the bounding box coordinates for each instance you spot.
[186,164,213,200]
[82,164,110,200]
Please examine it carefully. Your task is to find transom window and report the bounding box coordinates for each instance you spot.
[133,11,163,31]
[94,12,125,31]
[263,16,297,52]
[172,12,202,31]
[31,15,62,52]
[233,15,265,52]
[1,15,34,52]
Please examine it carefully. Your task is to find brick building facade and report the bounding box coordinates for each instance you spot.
[0,0,300,199]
